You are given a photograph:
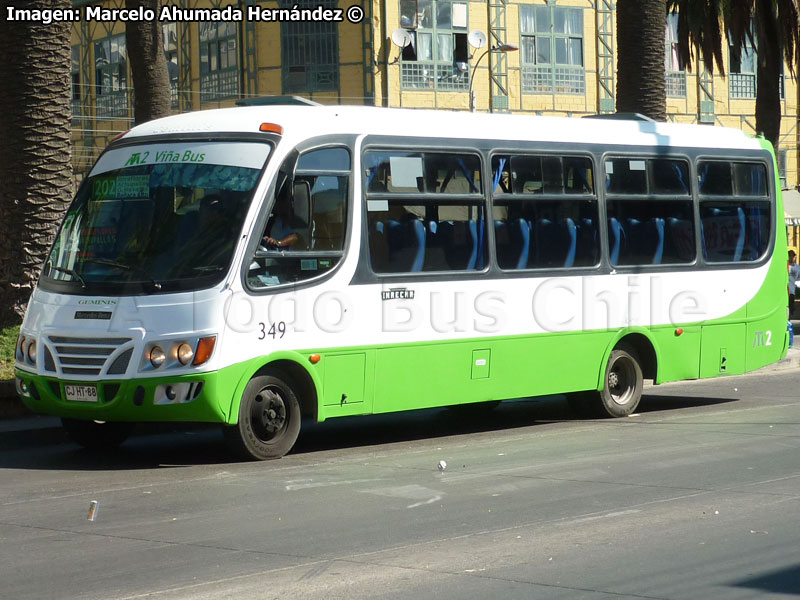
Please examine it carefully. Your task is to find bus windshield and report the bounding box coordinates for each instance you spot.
[42,141,271,294]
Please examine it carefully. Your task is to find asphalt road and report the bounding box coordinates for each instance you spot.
[2,369,800,600]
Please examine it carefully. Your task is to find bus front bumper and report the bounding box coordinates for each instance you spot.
[13,368,235,424]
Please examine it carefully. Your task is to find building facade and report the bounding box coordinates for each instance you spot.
[70,0,799,196]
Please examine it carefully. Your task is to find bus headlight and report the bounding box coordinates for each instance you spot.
[177,343,194,365]
[27,340,37,364]
[16,335,25,361]
[149,346,166,368]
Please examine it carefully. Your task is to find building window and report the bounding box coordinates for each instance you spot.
[520,5,585,95]
[71,46,81,120]
[729,27,757,99]
[778,149,788,189]
[199,21,238,102]
[729,23,784,101]
[94,34,128,119]
[665,13,686,98]
[400,0,470,91]
[163,22,179,108]
[281,0,339,93]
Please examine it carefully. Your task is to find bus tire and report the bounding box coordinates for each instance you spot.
[599,345,643,417]
[61,418,134,449]
[224,372,301,460]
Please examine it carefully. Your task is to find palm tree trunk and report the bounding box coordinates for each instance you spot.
[0,0,73,327]
[616,0,668,121]
[125,0,171,125]
[754,0,782,150]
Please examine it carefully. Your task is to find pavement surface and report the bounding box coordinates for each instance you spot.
[2,368,800,599]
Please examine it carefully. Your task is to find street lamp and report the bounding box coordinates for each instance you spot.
[469,43,518,113]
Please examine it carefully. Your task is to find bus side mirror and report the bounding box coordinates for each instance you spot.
[292,180,311,226]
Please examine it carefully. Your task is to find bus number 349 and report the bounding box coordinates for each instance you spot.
[258,321,286,340]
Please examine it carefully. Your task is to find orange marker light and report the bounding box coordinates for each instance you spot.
[309,354,321,364]
[193,336,217,366]
[675,328,684,336]
[259,123,283,134]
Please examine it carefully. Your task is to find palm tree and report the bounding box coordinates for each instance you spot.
[125,0,171,124]
[667,0,800,150]
[0,0,73,327]
[616,0,668,121]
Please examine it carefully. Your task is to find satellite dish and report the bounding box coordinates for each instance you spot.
[391,28,413,49]
[467,30,487,50]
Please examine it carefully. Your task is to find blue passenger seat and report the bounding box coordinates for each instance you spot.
[535,218,577,267]
[608,217,624,265]
[494,218,530,269]
[386,218,426,272]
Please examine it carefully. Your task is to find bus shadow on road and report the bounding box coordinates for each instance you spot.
[635,393,738,414]
[0,393,740,470]
[0,424,232,471]
[291,392,739,455]
[732,563,800,595]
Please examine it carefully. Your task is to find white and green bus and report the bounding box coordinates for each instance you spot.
[14,106,789,459]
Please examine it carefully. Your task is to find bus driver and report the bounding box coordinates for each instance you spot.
[262,185,301,249]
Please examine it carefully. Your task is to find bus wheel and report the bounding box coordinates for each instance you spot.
[61,418,134,449]
[224,373,301,460]
[600,345,643,417]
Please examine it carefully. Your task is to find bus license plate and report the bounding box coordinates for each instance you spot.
[65,385,98,402]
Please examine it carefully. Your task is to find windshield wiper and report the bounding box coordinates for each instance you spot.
[81,258,162,290]
[83,258,132,271]
[50,266,86,288]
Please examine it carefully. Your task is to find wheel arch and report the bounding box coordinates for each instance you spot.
[595,329,660,390]
[227,352,321,424]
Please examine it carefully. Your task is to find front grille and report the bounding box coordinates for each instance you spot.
[47,336,134,377]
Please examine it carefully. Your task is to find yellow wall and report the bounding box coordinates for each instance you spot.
[70,0,799,188]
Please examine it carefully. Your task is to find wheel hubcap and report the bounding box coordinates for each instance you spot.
[250,387,287,441]
[608,358,635,406]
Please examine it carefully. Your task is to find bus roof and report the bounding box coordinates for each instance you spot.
[124,105,764,152]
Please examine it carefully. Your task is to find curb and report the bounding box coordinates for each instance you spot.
[764,348,800,372]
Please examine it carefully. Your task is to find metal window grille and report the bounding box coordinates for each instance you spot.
[163,22,179,109]
[94,34,129,119]
[665,14,686,98]
[281,0,339,93]
[521,65,552,93]
[729,72,785,100]
[520,6,585,95]
[400,0,469,92]
[778,150,788,189]
[71,46,81,121]
[199,22,239,102]
[666,72,686,98]
[729,73,756,99]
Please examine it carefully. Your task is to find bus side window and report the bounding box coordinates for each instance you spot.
[247,146,351,289]
[364,150,486,274]
[493,153,599,270]
[606,157,695,267]
[698,161,770,263]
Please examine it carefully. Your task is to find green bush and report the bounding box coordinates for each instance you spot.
[0,325,20,381]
